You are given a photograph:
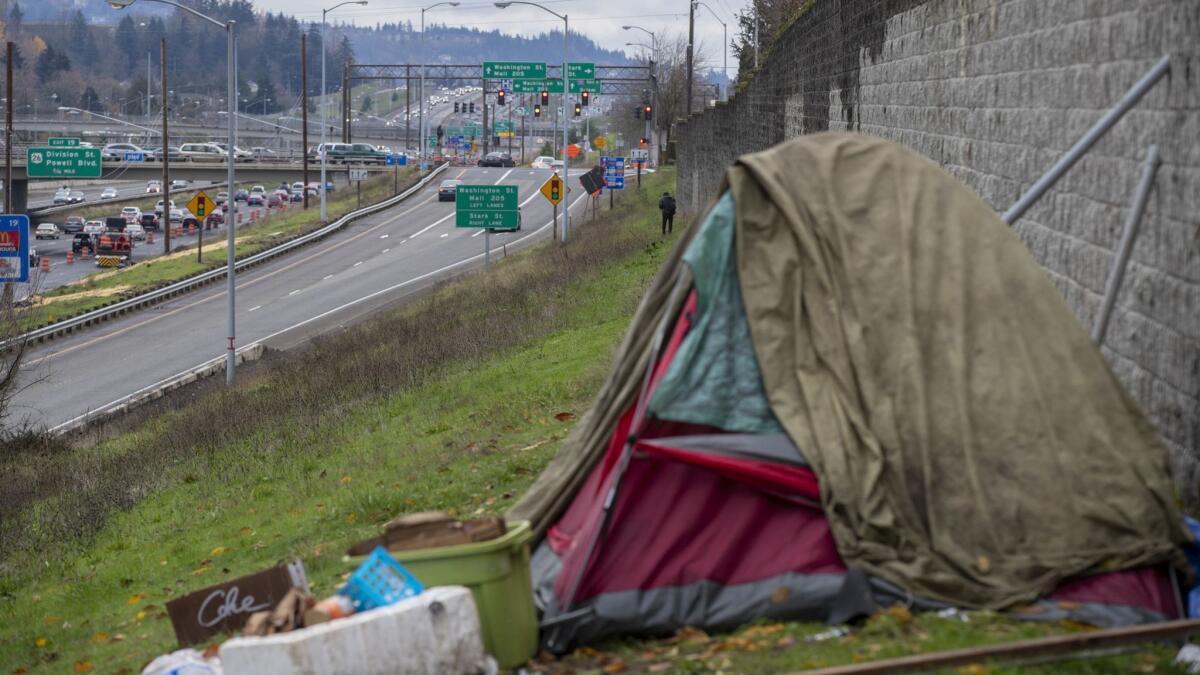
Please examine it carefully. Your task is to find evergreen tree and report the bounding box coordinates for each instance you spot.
[34,45,69,84]
[69,10,97,66]
[360,93,372,113]
[115,15,140,76]
[6,1,22,35]
[334,34,355,71]
[81,87,102,113]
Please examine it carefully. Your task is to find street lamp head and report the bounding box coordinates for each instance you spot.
[494,2,512,7]
[622,25,633,30]
[107,0,136,7]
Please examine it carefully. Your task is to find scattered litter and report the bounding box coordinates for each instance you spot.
[1177,643,1200,674]
[140,648,222,675]
[936,607,971,622]
[804,627,849,642]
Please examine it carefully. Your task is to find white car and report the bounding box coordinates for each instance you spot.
[121,206,142,221]
[169,208,185,223]
[155,199,176,215]
[83,220,105,236]
[146,181,162,194]
[531,156,555,169]
[124,223,146,241]
[34,223,60,239]
[100,187,119,199]
[103,143,143,161]
[170,179,189,189]
[250,185,266,196]
[179,143,225,161]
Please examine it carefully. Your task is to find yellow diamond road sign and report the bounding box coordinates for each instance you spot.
[187,191,217,218]
[593,134,607,149]
[540,174,564,205]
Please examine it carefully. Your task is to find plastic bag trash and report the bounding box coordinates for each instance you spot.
[936,608,971,622]
[141,648,222,675]
[1176,644,1200,674]
[805,627,849,642]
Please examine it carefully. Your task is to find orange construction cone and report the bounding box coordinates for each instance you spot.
[66,251,74,264]
[81,246,90,259]
[147,230,154,244]
[40,256,49,273]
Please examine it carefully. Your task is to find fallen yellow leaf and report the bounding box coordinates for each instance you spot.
[339,475,352,484]
[111,634,126,642]
[73,661,93,673]
[210,547,227,555]
[126,594,146,605]
[91,632,109,643]
[192,566,210,576]
[159,560,168,566]
[345,513,357,524]
[239,527,254,535]
[135,611,146,621]
[43,616,61,625]
[34,638,48,648]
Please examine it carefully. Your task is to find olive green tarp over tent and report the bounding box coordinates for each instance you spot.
[509,133,1189,610]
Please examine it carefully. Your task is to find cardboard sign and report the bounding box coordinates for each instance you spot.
[166,561,307,646]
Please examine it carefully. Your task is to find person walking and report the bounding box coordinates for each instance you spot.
[659,191,677,235]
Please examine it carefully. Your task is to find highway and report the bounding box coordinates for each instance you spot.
[12,166,589,429]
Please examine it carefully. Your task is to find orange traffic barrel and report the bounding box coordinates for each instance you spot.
[40,256,49,273]
[66,251,74,264]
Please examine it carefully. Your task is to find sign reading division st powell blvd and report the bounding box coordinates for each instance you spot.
[27,146,102,179]
[456,184,519,229]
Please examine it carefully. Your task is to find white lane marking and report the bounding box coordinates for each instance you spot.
[50,190,592,433]
[410,212,454,237]
[353,261,363,267]
[323,274,333,280]
[496,169,514,183]
[248,305,262,312]
[471,229,484,238]
[288,289,302,296]
[380,234,389,238]
[382,248,390,253]
[439,233,449,238]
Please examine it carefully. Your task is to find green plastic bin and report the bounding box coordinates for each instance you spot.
[386,520,537,669]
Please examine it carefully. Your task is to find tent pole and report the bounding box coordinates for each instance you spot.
[547,274,691,651]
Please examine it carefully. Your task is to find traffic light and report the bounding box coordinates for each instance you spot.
[639,137,649,147]
[580,90,590,106]
[533,104,541,117]
[469,102,475,113]
[497,90,506,106]
[454,102,460,113]
[574,102,582,117]
[540,90,549,105]
[643,104,653,121]
[634,106,642,120]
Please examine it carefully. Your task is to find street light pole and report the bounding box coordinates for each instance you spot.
[107,0,240,385]
[622,25,657,166]
[420,2,461,173]
[696,3,727,100]
[495,1,569,242]
[321,2,368,223]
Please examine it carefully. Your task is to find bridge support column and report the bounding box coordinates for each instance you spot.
[9,179,27,214]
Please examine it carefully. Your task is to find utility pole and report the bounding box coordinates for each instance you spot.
[686,0,695,116]
[162,37,171,254]
[147,51,152,122]
[301,32,309,210]
[3,41,10,308]
[405,65,411,152]
[342,60,350,142]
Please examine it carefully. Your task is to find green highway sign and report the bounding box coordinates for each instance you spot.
[482,61,546,80]
[456,184,519,229]
[512,78,594,94]
[48,137,80,147]
[568,62,596,80]
[512,79,553,94]
[495,121,514,132]
[27,146,102,178]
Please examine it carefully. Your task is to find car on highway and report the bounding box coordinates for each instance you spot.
[83,220,105,236]
[121,206,142,222]
[247,192,265,207]
[71,233,94,254]
[267,192,283,208]
[437,179,462,202]
[289,190,303,203]
[103,143,144,161]
[251,147,279,161]
[146,180,162,193]
[147,146,183,162]
[211,143,253,162]
[62,216,85,234]
[170,179,189,190]
[53,188,71,204]
[531,156,554,169]
[35,223,61,240]
[215,192,229,206]
[179,143,226,162]
[234,189,249,202]
[250,185,266,196]
[205,211,224,228]
[181,212,200,230]
[155,199,176,215]
[291,181,305,194]
[124,222,146,241]
[169,208,186,224]
[140,213,159,230]
[478,152,515,168]
[101,187,119,199]
[67,191,85,204]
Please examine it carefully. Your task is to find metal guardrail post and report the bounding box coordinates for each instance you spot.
[1091,145,1160,345]
[1002,55,1169,225]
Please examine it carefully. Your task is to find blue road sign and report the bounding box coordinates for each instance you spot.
[386,154,408,166]
[0,214,30,282]
[604,157,625,190]
[124,151,146,162]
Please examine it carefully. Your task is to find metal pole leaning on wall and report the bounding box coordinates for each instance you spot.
[1002,55,1169,225]
[1091,145,1160,346]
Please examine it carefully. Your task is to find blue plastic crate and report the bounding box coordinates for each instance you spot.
[340,546,425,612]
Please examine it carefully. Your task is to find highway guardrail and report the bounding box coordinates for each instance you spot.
[8,163,448,349]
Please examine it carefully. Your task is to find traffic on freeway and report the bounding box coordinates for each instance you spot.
[13,165,591,429]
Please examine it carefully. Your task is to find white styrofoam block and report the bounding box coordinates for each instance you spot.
[219,586,485,675]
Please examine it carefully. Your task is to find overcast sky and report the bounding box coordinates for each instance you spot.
[251,0,747,78]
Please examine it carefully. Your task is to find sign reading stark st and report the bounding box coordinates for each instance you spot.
[27,146,102,179]
[456,185,519,230]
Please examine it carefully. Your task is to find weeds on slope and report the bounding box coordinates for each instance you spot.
[0,170,676,565]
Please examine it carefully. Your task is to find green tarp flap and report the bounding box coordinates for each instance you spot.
[647,192,782,434]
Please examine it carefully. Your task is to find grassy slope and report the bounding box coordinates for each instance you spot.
[0,167,1184,674]
[25,170,418,326]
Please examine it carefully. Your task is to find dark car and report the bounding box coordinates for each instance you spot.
[289,190,303,203]
[234,190,249,202]
[247,193,265,207]
[205,212,224,229]
[438,179,462,202]
[182,215,200,231]
[477,152,515,168]
[62,216,86,234]
[267,193,283,208]
[140,213,160,231]
[71,232,95,254]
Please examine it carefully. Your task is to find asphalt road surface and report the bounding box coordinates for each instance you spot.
[13,166,591,429]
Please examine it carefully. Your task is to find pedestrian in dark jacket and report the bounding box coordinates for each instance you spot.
[659,191,677,235]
